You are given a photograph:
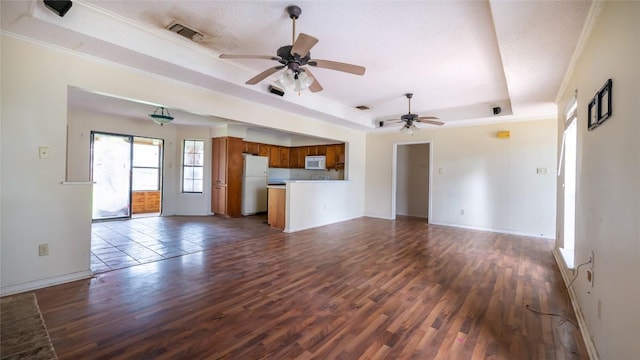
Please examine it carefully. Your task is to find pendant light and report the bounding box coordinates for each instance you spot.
[149,107,174,126]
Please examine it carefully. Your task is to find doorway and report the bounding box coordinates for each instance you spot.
[90,132,164,221]
[393,142,432,220]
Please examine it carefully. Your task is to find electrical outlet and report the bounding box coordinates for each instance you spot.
[460,209,465,215]
[38,243,49,256]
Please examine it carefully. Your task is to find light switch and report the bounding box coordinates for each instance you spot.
[39,147,49,159]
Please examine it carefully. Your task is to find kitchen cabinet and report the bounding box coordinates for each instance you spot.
[211,185,227,215]
[243,141,260,155]
[269,145,280,168]
[326,143,346,169]
[289,147,307,169]
[211,137,243,217]
[279,147,290,168]
[325,145,337,169]
[258,145,270,157]
[268,187,286,230]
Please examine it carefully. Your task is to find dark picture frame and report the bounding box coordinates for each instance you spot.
[598,78,612,122]
[587,97,598,131]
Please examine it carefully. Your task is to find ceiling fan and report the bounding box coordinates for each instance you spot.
[380,93,444,133]
[219,5,365,93]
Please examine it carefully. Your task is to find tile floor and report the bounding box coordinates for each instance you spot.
[91,214,277,273]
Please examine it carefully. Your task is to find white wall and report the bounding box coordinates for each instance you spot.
[366,119,557,237]
[0,35,366,294]
[554,2,640,359]
[396,143,430,218]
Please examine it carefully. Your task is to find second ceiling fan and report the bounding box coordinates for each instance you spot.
[380,93,445,133]
[219,5,365,93]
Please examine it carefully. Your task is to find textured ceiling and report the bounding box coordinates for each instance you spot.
[1,0,592,134]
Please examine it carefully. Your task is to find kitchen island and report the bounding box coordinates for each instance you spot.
[267,185,286,230]
[266,180,358,233]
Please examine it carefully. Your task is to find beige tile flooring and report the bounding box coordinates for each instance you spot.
[91,214,278,273]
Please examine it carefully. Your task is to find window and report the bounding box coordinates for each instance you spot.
[132,140,162,191]
[183,140,204,193]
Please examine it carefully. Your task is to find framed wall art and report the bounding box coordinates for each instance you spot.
[588,78,613,131]
[598,78,612,122]
[587,96,598,131]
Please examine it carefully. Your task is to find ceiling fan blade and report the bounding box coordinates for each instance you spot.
[245,66,282,85]
[291,33,318,57]
[302,69,323,93]
[417,116,440,120]
[308,59,365,76]
[219,54,279,61]
[417,119,445,126]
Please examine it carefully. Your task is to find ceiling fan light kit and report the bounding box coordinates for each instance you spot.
[219,5,365,95]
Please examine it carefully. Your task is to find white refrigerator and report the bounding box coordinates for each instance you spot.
[242,155,269,216]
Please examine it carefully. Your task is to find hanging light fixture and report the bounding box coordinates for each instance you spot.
[149,107,174,126]
[275,69,314,95]
[399,120,419,135]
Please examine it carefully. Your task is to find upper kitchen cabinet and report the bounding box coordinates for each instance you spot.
[211,137,243,217]
[279,147,290,168]
[326,143,346,169]
[289,147,308,169]
[243,141,260,155]
[268,145,281,168]
[258,145,270,157]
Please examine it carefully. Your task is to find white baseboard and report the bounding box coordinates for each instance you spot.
[552,248,600,360]
[428,221,555,239]
[0,270,93,297]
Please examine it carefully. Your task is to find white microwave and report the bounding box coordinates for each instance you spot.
[305,155,326,170]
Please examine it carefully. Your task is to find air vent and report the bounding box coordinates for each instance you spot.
[356,105,370,110]
[167,22,204,42]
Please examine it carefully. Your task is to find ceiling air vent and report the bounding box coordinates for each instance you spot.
[167,22,204,42]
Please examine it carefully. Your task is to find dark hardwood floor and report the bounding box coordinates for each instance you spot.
[35,216,587,359]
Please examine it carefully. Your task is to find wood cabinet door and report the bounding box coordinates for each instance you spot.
[212,137,227,184]
[325,145,337,169]
[300,147,309,168]
[280,147,290,168]
[212,185,227,215]
[258,144,270,157]
[269,146,281,168]
[226,137,244,217]
[290,147,304,168]
[337,143,345,166]
[244,141,260,155]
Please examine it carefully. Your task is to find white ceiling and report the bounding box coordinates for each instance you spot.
[1,0,592,136]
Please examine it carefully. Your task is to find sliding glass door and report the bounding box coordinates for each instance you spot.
[91,132,132,220]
